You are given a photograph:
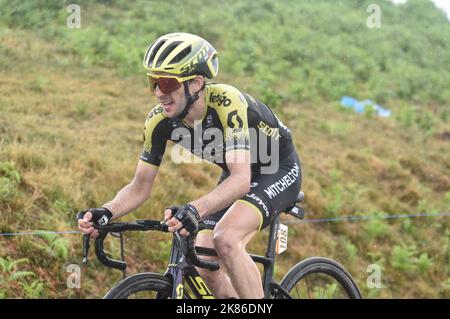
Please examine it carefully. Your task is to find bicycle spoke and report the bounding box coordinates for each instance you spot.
[305,275,311,299]
[333,284,338,298]
[284,266,359,299]
[321,279,326,299]
[316,273,322,299]
[295,284,300,298]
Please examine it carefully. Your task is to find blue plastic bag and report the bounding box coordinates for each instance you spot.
[340,96,391,117]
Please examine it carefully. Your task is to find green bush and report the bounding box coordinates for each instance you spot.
[416,253,433,274]
[0,162,21,203]
[395,106,438,135]
[444,192,450,206]
[0,0,61,29]
[0,177,19,203]
[319,122,350,137]
[32,233,69,260]
[364,219,390,240]
[396,106,417,128]
[440,109,449,123]
[148,239,172,265]
[391,245,417,273]
[2,0,450,106]
[345,241,358,262]
[415,111,436,135]
[401,218,415,235]
[20,280,45,298]
[0,161,21,183]
[0,257,45,298]
[324,169,345,216]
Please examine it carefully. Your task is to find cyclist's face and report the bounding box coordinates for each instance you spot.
[153,79,187,118]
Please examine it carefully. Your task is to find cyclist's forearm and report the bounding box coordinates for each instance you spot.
[102,181,152,219]
[190,174,250,217]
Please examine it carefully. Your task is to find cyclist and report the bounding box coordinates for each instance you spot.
[78,32,302,299]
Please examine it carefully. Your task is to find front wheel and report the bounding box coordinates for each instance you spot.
[279,257,362,299]
[104,272,176,299]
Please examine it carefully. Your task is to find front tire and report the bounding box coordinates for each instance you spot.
[104,272,174,299]
[279,257,362,299]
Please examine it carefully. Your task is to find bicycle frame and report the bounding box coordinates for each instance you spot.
[163,232,215,299]
[162,215,293,299]
[84,192,362,299]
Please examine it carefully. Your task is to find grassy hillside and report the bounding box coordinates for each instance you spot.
[0,0,449,298]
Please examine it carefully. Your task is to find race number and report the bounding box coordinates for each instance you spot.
[276,223,288,254]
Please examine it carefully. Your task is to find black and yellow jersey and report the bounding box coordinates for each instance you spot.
[140,83,294,173]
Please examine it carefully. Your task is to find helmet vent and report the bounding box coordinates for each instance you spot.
[156,41,183,67]
[143,40,156,66]
[148,39,166,66]
[170,45,192,64]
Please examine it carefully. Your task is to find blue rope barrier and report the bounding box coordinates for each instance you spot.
[284,212,450,224]
[0,230,81,237]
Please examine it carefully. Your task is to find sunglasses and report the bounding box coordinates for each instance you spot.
[148,76,183,95]
[147,74,195,94]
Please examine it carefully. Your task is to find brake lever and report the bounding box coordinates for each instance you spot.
[82,234,90,264]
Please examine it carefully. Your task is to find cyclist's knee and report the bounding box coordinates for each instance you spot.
[213,230,241,258]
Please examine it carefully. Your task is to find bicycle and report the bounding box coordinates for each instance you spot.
[80,192,362,299]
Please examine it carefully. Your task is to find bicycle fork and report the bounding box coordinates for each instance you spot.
[163,234,215,299]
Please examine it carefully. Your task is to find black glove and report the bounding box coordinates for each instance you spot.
[77,207,113,228]
[168,204,204,235]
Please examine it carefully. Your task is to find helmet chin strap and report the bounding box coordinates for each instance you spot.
[176,81,200,120]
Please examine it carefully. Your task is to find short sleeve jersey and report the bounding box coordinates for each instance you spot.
[140,83,293,173]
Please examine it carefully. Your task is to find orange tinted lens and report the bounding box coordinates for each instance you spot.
[149,77,182,94]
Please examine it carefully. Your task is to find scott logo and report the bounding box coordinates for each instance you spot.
[98,215,110,226]
[180,44,210,74]
[210,92,231,107]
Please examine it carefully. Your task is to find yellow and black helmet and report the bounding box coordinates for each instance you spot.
[143,32,219,80]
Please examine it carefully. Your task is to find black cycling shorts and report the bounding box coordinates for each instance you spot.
[201,149,302,232]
